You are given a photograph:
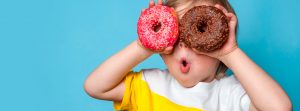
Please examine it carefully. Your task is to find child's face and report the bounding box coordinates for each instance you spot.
[161,42,220,88]
[161,2,220,88]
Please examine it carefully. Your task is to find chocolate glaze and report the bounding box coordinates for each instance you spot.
[179,6,229,52]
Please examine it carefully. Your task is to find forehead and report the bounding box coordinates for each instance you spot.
[175,2,214,19]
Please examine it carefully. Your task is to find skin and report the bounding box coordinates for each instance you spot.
[160,41,220,88]
[84,0,292,110]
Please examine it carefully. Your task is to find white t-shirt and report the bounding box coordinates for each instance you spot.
[141,68,251,111]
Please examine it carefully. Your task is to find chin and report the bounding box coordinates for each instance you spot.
[178,79,198,88]
[175,73,199,88]
[181,82,197,88]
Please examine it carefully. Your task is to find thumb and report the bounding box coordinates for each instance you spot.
[161,46,173,54]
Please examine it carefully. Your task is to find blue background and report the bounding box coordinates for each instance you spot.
[0,0,299,111]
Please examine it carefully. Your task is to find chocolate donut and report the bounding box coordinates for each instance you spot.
[179,5,229,52]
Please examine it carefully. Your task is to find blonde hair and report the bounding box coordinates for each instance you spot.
[164,0,237,79]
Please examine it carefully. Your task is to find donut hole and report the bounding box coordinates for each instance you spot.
[152,22,162,32]
[197,21,208,33]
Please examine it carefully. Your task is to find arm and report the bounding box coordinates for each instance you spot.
[84,40,154,101]
[194,4,292,111]
[220,48,292,111]
[84,0,168,101]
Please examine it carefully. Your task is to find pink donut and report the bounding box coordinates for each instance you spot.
[137,5,179,51]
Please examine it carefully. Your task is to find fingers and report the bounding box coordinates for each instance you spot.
[149,0,155,8]
[214,4,237,29]
[225,13,237,39]
[214,4,236,24]
[214,4,228,14]
[226,13,237,32]
[226,13,237,26]
[149,0,163,8]
[157,0,163,5]
[141,8,146,14]
[161,46,173,54]
[224,13,238,49]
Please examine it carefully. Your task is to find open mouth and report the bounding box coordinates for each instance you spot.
[180,57,191,74]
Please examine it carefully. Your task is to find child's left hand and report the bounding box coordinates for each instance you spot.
[192,4,238,60]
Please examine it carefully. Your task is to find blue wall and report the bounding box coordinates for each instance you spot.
[0,0,299,111]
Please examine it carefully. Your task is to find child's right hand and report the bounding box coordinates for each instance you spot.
[84,0,172,103]
[137,39,174,55]
[138,0,174,55]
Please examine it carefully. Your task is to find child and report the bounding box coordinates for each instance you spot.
[84,0,292,110]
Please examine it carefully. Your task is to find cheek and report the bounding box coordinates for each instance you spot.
[161,54,175,67]
[192,55,220,71]
[161,54,180,73]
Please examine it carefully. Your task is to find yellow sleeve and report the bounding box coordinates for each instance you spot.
[113,70,203,111]
[113,70,143,111]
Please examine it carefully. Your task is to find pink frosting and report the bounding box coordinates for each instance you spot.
[137,5,179,51]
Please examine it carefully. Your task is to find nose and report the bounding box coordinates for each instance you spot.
[179,42,188,49]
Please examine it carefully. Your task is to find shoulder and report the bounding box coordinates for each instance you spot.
[141,68,172,82]
[141,68,169,75]
[218,75,241,88]
[140,68,173,94]
[214,75,251,111]
[217,75,246,97]
[127,68,171,87]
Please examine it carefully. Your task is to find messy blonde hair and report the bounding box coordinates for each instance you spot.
[164,0,237,79]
